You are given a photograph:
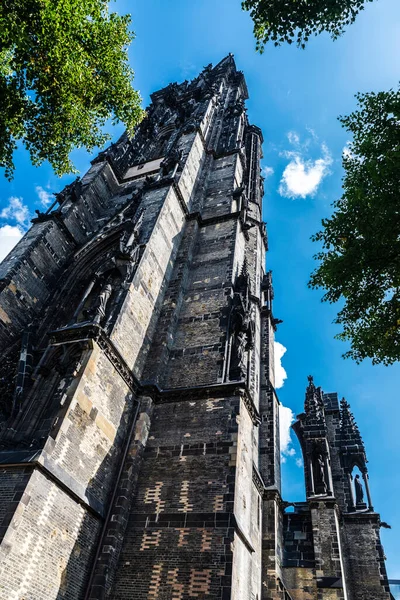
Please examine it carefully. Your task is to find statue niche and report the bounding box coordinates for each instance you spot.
[354,474,364,505]
[70,212,143,330]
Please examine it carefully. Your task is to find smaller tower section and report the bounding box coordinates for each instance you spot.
[286,378,392,600]
[292,375,334,499]
[288,380,346,599]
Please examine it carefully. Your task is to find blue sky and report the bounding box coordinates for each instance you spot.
[1,0,399,577]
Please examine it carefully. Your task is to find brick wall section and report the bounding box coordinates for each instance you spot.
[162,218,237,388]
[111,186,186,377]
[88,397,154,599]
[29,342,135,508]
[109,393,242,600]
[259,310,279,491]
[283,568,317,600]
[282,508,315,569]
[0,467,32,543]
[142,218,200,385]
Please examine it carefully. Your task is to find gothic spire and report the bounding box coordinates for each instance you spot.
[340,397,364,449]
[212,53,236,72]
[304,375,325,422]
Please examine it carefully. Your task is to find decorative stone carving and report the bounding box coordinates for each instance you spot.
[314,453,327,494]
[228,262,255,381]
[226,98,245,117]
[159,147,182,179]
[203,82,219,100]
[55,177,82,205]
[71,210,144,328]
[182,116,201,134]
[355,474,365,505]
[164,83,180,109]
[91,280,113,324]
[310,440,329,496]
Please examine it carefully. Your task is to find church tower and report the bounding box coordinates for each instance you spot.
[0,57,391,600]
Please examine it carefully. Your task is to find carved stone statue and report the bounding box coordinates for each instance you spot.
[314,453,327,494]
[229,287,254,381]
[231,331,247,377]
[92,280,113,324]
[354,474,364,505]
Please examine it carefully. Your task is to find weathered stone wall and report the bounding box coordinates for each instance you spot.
[261,493,285,600]
[0,467,33,543]
[41,342,134,506]
[0,468,101,600]
[0,162,127,353]
[231,398,262,600]
[341,513,391,600]
[323,399,347,512]
[111,185,186,376]
[309,502,345,600]
[283,568,316,600]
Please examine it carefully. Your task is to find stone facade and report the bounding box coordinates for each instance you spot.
[0,56,391,600]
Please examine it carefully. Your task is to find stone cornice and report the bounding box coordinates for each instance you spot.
[0,452,105,519]
[252,464,266,497]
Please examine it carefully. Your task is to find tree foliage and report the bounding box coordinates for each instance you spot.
[0,0,144,179]
[242,0,374,50]
[309,88,400,365]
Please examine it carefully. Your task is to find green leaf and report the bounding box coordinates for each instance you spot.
[242,0,375,51]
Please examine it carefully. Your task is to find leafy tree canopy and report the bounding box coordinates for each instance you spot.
[309,88,400,365]
[242,0,374,50]
[0,0,144,179]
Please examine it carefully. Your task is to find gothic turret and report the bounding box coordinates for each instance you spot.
[286,378,390,600]
[292,376,333,497]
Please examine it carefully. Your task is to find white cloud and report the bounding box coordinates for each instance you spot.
[279,404,295,456]
[0,197,30,227]
[0,225,24,261]
[306,127,318,142]
[296,458,304,468]
[262,166,274,178]
[287,131,300,145]
[279,137,333,199]
[274,341,287,389]
[36,185,53,207]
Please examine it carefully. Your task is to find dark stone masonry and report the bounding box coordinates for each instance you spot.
[0,56,391,599]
